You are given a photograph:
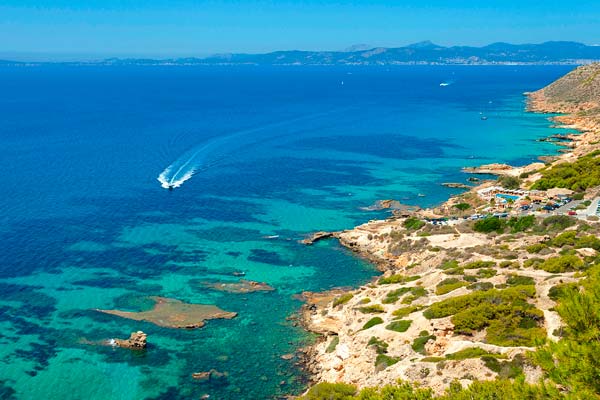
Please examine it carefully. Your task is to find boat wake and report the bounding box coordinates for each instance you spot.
[157,111,339,190]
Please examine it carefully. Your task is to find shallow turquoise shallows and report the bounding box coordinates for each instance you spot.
[0,65,575,399]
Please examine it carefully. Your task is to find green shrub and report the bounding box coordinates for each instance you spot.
[357,304,385,314]
[436,278,467,295]
[463,274,478,282]
[537,254,584,273]
[498,175,522,190]
[453,203,471,211]
[506,215,536,233]
[531,150,600,191]
[379,274,420,285]
[526,243,547,254]
[477,268,497,278]
[467,282,494,291]
[445,347,506,361]
[402,287,427,304]
[440,260,459,270]
[542,215,576,231]
[382,288,410,304]
[550,231,577,247]
[482,354,525,379]
[576,235,600,250]
[404,217,426,230]
[423,286,545,346]
[572,192,585,200]
[393,305,423,318]
[326,336,340,353]
[367,336,389,354]
[463,260,496,269]
[302,382,357,399]
[375,354,400,370]
[412,331,435,354]
[474,217,505,233]
[506,274,535,286]
[385,319,412,333]
[362,317,384,330]
[421,356,445,363]
[333,293,354,307]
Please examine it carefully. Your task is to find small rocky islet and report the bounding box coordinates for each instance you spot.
[97,296,237,329]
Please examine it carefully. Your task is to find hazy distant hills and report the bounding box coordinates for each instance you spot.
[2,41,600,66]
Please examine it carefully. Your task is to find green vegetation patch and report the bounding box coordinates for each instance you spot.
[506,274,535,286]
[435,278,468,295]
[367,336,389,354]
[362,317,384,330]
[477,268,497,278]
[356,304,385,314]
[412,330,435,355]
[333,293,354,307]
[482,354,525,379]
[423,285,546,346]
[542,215,576,231]
[393,305,423,318]
[531,150,600,191]
[467,281,494,291]
[378,274,420,285]
[404,217,426,230]
[325,336,340,353]
[526,243,547,254]
[445,347,507,361]
[453,203,471,211]
[382,287,410,304]
[375,354,400,370]
[402,287,427,304]
[385,319,412,333]
[536,254,585,273]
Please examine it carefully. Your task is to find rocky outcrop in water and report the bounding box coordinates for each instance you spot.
[97,296,237,329]
[114,331,147,349]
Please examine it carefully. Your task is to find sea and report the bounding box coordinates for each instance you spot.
[0,65,575,399]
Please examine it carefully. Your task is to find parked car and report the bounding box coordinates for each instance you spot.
[568,211,577,216]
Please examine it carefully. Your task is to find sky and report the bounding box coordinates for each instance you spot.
[1,0,599,60]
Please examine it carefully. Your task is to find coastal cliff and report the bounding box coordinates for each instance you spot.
[300,64,600,398]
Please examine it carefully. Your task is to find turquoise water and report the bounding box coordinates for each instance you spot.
[0,65,575,399]
[496,194,521,201]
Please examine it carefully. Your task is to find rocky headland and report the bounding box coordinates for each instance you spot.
[298,63,600,396]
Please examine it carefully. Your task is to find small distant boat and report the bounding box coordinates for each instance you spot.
[418,193,426,197]
[439,82,450,87]
[481,116,488,121]
[263,235,280,239]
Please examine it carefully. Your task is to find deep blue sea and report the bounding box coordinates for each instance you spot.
[0,65,574,399]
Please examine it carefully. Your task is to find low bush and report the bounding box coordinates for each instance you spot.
[536,254,584,273]
[404,217,426,230]
[325,336,340,353]
[412,331,435,354]
[362,317,384,330]
[333,293,354,307]
[385,319,412,333]
[506,274,535,286]
[379,274,420,285]
[423,285,545,346]
[393,305,423,318]
[357,304,385,314]
[382,288,410,304]
[436,278,468,295]
[474,217,505,233]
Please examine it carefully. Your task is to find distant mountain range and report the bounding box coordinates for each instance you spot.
[2,41,600,66]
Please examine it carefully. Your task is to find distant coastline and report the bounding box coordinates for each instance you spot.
[2,41,600,66]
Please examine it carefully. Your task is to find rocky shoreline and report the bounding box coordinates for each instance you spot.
[297,63,600,395]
